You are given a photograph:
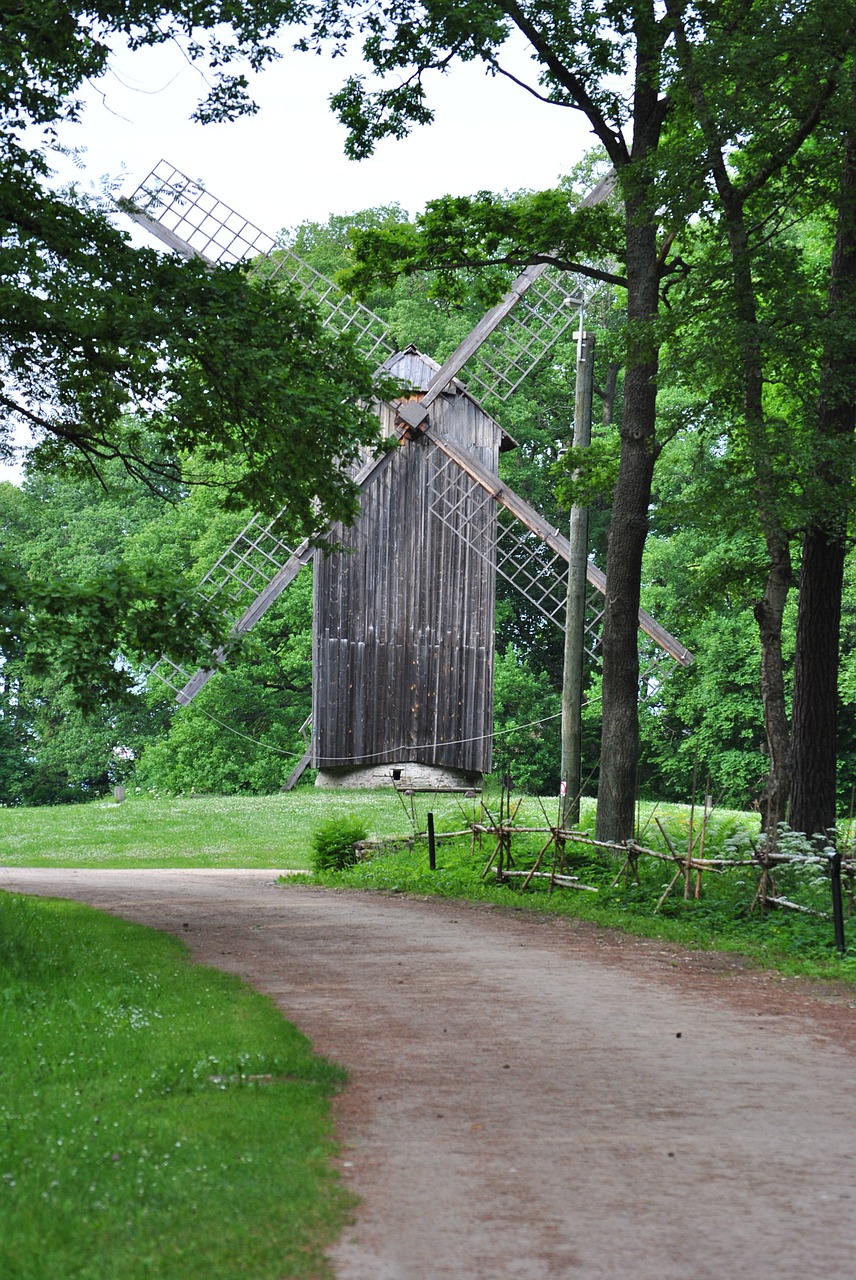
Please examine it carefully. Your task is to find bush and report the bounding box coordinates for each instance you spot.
[310,816,368,872]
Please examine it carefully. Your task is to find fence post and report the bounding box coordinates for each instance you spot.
[427,811,436,871]
[561,330,595,828]
[829,848,846,954]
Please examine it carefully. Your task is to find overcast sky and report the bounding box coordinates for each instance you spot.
[69,31,593,235]
[2,32,593,482]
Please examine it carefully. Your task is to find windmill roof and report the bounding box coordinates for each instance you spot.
[385,346,517,451]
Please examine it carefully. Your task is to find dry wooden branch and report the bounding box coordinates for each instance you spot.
[521,832,558,890]
[654,870,684,912]
[498,870,598,892]
[765,896,826,917]
[654,816,683,863]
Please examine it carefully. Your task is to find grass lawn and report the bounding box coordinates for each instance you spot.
[0,892,351,1280]
[2,785,854,981]
[0,788,464,868]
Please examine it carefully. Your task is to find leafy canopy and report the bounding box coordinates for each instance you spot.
[1,0,399,696]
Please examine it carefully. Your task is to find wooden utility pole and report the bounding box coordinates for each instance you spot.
[560,331,596,828]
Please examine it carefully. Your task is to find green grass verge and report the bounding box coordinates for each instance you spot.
[0,789,467,868]
[0,892,351,1280]
[304,795,856,984]
[3,788,855,981]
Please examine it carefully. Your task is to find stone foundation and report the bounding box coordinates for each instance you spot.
[314,762,481,792]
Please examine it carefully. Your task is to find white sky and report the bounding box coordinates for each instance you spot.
[1,32,593,483]
[68,32,593,234]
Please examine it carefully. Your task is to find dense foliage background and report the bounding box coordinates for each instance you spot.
[4,3,856,823]
[5,194,854,813]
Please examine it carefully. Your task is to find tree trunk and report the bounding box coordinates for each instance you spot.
[595,9,666,845]
[596,216,661,844]
[790,64,856,836]
[790,531,846,836]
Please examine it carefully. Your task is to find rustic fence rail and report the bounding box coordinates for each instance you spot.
[359,811,856,924]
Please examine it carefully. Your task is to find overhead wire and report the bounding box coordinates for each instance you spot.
[189,703,583,765]
[186,691,601,768]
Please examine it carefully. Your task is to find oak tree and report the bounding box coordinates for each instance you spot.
[1,1,389,696]
[316,0,854,836]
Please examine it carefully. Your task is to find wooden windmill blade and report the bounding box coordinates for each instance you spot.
[395,169,616,418]
[123,160,404,704]
[424,429,693,670]
[126,160,612,407]
[123,160,397,366]
[127,161,689,743]
[148,440,402,705]
[460,267,584,403]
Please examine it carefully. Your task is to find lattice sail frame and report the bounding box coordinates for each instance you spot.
[127,161,689,709]
[251,252,394,369]
[427,449,675,697]
[461,271,583,403]
[148,513,299,693]
[126,160,396,368]
[128,159,276,261]
[195,513,298,611]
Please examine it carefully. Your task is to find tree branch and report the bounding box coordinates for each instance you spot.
[488,57,573,109]
[665,0,853,207]
[739,65,848,202]
[0,391,182,495]
[497,0,630,166]
[427,254,627,289]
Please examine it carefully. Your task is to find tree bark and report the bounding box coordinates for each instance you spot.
[790,62,856,836]
[595,15,665,843]
[595,357,658,842]
[790,531,846,835]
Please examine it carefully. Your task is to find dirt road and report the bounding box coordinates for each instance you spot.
[2,868,855,1279]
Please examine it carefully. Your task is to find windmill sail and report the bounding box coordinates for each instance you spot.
[149,443,401,705]
[124,160,397,367]
[425,432,692,667]
[395,170,616,422]
[125,163,690,729]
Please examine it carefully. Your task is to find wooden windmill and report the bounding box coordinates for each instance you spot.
[125,161,692,790]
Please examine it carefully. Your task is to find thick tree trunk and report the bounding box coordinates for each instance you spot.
[790,531,846,836]
[595,8,666,845]
[596,219,661,844]
[790,70,856,837]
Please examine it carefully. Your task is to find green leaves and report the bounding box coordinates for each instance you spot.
[3,556,232,715]
[2,180,389,532]
[340,187,625,305]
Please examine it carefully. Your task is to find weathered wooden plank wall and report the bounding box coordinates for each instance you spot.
[313,349,503,777]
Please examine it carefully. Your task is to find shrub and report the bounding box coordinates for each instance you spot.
[311,816,368,872]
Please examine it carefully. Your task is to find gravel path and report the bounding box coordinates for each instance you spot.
[2,867,856,1279]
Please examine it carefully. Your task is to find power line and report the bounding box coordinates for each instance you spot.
[191,704,583,766]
